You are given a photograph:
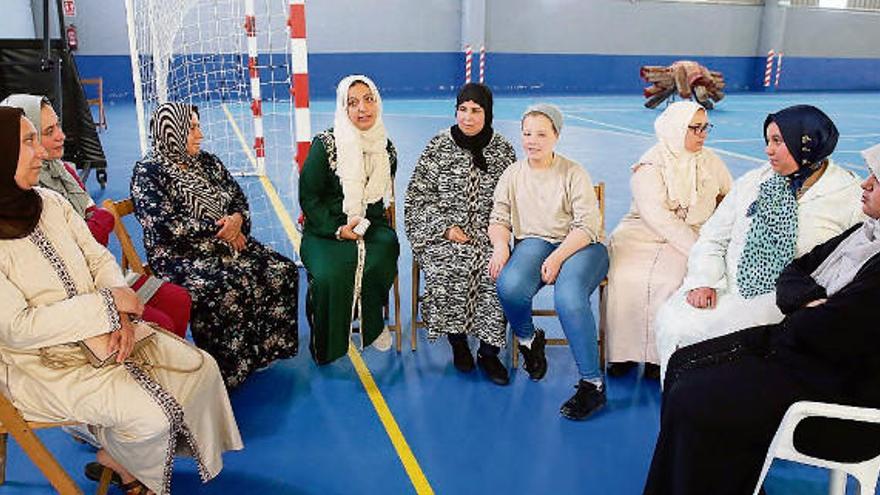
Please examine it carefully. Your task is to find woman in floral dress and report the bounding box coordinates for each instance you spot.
[131,102,298,387]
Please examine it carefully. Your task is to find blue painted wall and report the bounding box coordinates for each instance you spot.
[76,51,880,100]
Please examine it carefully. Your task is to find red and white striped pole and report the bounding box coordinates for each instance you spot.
[774,52,783,88]
[763,49,775,88]
[479,45,486,83]
[464,45,472,84]
[287,0,311,172]
[244,0,266,175]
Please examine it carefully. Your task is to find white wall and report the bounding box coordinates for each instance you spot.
[0,0,37,38]
[486,0,764,56]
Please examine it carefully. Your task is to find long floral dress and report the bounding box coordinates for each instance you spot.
[404,130,515,347]
[131,151,298,387]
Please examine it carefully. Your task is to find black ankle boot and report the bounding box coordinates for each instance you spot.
[606,361,638,377]
[449,336,475,373]
[560,379,606,421]
[517,329,547,381]
[643,363,661,380]
[477,353,509,386]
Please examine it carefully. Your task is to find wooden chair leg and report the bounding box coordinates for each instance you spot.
[0,398,81,494]
[511,335,519,369]
[0,432,7,485]
[410,261,420,352]
[393,275,402,353]
[599,282,606,370]
[95,466,113,495]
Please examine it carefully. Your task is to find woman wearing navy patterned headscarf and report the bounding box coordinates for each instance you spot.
[654,104,864,381]
[131,102,298,388]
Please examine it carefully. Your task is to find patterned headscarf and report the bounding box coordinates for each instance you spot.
[736,174,798,298]
[1,93,93,217]
[0,106,43,240]
[644,101,705,210]
[734,106,838,298]
[333,75,392,222]
[149,102,200,168]
[764,105,839,194]
[147,102,230,223]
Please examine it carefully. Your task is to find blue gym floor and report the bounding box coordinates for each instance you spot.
[4,91,880,494]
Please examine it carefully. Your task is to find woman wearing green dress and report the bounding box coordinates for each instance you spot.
[299,74,399,365]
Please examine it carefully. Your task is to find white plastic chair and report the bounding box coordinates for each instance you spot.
[754,401,880,495]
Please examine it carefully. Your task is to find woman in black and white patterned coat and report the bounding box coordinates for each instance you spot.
[404,84,516,385]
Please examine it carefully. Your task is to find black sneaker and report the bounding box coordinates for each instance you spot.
[477,353,510,386]
[450,337,475,373]
[518,329,547,381]
[606,361,638,377]
[560,380,607,421]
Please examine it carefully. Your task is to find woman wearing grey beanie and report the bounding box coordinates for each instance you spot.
[488,104,609,420]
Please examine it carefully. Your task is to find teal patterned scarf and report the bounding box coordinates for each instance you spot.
[736,174,798,298]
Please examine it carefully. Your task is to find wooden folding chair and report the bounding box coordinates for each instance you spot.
[102,198,150,276]
[507,182,607,369]
[79,78,107,130]
[0,393,111,495]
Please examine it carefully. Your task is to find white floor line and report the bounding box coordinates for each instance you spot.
[562,111,766,163]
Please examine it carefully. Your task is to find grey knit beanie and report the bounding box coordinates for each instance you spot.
[523,103,563,135]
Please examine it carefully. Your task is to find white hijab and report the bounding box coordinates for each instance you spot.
[810,143,880,295]
[640,101,705,210]
[333,75,392,222]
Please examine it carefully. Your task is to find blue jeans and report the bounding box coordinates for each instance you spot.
[496,238,609,381]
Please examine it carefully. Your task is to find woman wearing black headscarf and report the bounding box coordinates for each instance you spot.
[131,102,298,388]
[654,104,864,380]
[404,83,516,385]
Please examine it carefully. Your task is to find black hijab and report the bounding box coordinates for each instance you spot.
[764,104,839,194]
[0,106,42,240]
[450,83,494,171]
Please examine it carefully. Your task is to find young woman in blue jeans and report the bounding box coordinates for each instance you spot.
[488,104,609,420]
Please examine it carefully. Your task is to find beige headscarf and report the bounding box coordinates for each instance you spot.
[863,142,880,180]
[639,101,706,210]
[811,143,880,294]
[333,75,392,223]
[0,93,94,217]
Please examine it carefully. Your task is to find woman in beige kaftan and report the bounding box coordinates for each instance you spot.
[603,102,732,378]
[0,106,242,495]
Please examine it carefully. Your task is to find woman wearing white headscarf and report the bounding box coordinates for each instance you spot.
[603,102,732,379]
[299,75,400,365]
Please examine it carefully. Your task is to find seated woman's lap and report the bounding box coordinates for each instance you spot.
[555,242,608,299]
[498,238,607,305]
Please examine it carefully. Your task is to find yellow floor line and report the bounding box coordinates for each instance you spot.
[348,344,434,494]
[221,103,433,494]
[220,103,302,253]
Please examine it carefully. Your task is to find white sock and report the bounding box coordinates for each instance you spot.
[583,377,603,390]
[519,334,535,349]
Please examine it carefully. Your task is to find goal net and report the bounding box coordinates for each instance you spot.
[124,0,302,258]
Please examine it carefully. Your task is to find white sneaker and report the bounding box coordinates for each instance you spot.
[372,326,393,352]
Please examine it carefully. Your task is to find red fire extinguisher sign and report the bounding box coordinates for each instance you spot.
[63,0,76,17]
[66,25,78,51]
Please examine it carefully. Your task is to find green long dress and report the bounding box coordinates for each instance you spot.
[299,129,400,364]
